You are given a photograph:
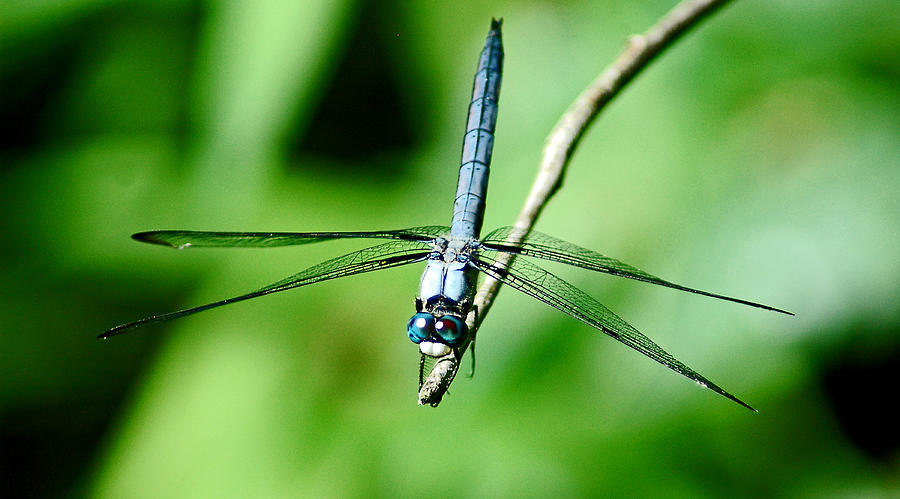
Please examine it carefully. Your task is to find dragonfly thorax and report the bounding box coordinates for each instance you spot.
[428,235,478,262]
[419,235,480,313]
[414,236,478,357]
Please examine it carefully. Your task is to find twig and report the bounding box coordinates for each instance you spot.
[418,0,733,406]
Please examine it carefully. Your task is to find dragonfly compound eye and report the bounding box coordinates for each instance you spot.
[407,312,435,344]
[434,316,467,346]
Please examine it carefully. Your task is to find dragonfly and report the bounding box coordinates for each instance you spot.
[101,19,790,410]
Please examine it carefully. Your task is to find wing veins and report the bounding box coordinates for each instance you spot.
[133,225,449,249]
[100,240,430,338]
[470,252,756,411]
[481,227,791,315]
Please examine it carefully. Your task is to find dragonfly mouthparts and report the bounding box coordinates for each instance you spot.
[420,341,452,357]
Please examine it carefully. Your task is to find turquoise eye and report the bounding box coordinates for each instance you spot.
[407,313,435,344]
[435,316,467,346]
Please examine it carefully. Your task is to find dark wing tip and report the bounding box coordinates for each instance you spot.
[646,279,794,317]
[132,231,163,244]
[740,300,794,316]
[703,381,757,412]
[131,231,183,249]
[98,323,130,339]
[718,296,793,316]
[731,395,758,413]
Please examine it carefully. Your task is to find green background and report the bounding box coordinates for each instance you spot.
[2,0,898,497]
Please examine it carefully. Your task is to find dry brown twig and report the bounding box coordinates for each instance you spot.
[418,0,733,406]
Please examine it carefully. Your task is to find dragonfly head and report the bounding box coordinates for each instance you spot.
[407,312,468,357]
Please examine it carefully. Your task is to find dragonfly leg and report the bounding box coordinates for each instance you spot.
[418,354,427,390]
[466,306,479,378]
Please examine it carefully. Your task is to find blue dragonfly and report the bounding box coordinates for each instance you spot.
[101,19,790,410]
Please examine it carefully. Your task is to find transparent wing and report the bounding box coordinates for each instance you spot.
[133,225,450,249]
[100,240,431,338]
[471,250,756,411]
[481,227,791,315]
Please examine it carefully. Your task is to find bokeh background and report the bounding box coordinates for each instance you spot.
[2,0,898,497]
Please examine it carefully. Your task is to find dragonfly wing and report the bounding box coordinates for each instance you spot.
[133,225,450,249]
[481,227,791,315]
[100,240,431,338]
[471,250,756,411]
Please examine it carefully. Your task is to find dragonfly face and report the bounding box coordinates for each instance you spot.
[407,311,467,357]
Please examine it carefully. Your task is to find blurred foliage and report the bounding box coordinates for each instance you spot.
[2,0,899,497]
